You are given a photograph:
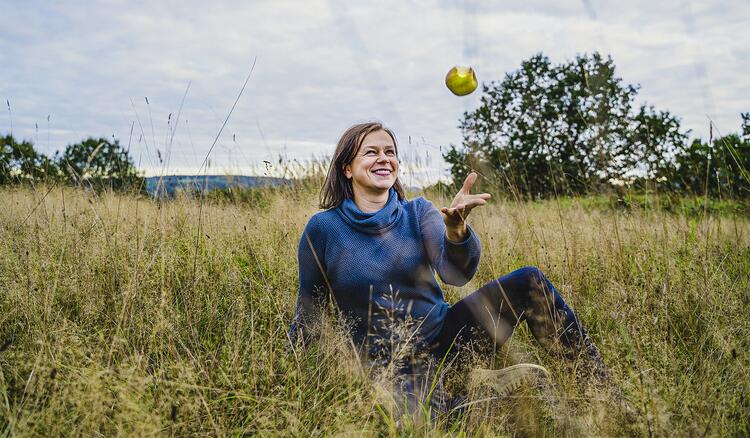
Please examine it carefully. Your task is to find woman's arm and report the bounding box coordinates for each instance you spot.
[419,198,482,286]
[288,218,330,346]
[420,172,490,286]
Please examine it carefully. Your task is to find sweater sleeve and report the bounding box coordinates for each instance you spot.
[288,216,329,346]
[418,197,481,286]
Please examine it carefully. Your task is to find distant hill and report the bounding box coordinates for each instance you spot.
[145,175,290,197]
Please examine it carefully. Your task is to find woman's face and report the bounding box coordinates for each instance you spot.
[343,129,399,197]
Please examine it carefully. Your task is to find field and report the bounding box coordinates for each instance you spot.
[1,180,749,436]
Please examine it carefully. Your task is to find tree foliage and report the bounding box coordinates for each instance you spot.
[0,134,59,184]
[56,137,143,190]
[444,52,688,198]
[0,134,143,191]
[672,132,750,198]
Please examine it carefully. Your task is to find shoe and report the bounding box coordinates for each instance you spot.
[468,363,551,397]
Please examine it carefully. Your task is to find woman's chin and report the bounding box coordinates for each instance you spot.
[370,178,395,189]
[380,181,396,190]
[355,177,396,195]
[373,185,391,193]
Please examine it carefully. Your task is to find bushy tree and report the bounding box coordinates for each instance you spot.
[444,52,687,198]
[628,105,687,181]
[57,137,143,190]
[673,128,750,198]
[0,134,59,184]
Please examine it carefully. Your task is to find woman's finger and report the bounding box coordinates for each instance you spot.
[441,195,488,227]
[441,207,462,220]
[450,193,490,208]
[461,199,487,217]
[465,193,490,203]
[441,207,457,218]
[459,172,478,194]
[471,198,488,207]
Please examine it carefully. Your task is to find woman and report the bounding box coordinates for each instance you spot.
[289,121,608,412]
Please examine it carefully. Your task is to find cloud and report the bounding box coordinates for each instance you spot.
[1,0,747,183]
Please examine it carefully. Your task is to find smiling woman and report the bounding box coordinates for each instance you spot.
[288,121,613,417]
[318,123,407,212]
[343,129,400,213]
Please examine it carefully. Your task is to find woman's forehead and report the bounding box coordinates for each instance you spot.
[360,130,395,148]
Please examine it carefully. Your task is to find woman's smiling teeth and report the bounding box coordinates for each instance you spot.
[373,169,391,176]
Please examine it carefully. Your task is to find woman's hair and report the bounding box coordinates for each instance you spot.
[319,121,406,209]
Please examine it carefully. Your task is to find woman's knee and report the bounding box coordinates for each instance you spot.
[512,265,547,285]
[500,266,556,306]
[492,266,551,307]
[493,266,546,292]
[516,266,571,313]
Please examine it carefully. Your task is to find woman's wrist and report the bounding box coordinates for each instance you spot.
[446,223,468,242]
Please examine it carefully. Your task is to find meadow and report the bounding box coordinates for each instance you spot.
[0,177,748,436]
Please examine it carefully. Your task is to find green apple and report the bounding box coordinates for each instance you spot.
[445,65,478,96]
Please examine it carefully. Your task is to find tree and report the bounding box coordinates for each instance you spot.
[444,52,687,197]
[57,137,143,190]
[628,105,687,182]
[710,131,749,199]
[0,134,59,184]
[671,121,750,199]
[671,138,712,195]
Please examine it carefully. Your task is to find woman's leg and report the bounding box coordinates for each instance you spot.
[430,266,607,378]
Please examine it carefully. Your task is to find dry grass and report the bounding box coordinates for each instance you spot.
[1,181,748,436]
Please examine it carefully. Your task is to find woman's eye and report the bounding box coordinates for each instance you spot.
[365,151,376,155]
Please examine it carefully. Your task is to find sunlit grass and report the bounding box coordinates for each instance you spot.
[1,175,748,435]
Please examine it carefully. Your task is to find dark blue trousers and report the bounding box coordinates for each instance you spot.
[429,265,604,368]
[391,266,607,415]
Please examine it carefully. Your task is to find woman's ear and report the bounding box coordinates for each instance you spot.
[343,164,352,179]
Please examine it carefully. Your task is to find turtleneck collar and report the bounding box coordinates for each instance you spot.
[336,187,404,234]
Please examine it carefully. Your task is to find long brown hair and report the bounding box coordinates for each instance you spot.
[320,122,406,209]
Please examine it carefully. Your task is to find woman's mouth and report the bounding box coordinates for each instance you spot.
[372,169,392,176]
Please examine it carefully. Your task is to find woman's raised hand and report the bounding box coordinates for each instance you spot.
[440,172,491,238]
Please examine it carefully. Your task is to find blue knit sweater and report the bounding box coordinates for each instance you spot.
[289,187,482,356]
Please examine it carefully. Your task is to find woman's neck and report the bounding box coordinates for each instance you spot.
[352,187,389,213]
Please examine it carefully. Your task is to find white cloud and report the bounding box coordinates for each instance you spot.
[1,0,747,185]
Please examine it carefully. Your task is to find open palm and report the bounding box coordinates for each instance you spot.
[440,172,491,228]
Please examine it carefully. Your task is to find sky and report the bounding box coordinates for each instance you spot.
[2,0,748,186]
